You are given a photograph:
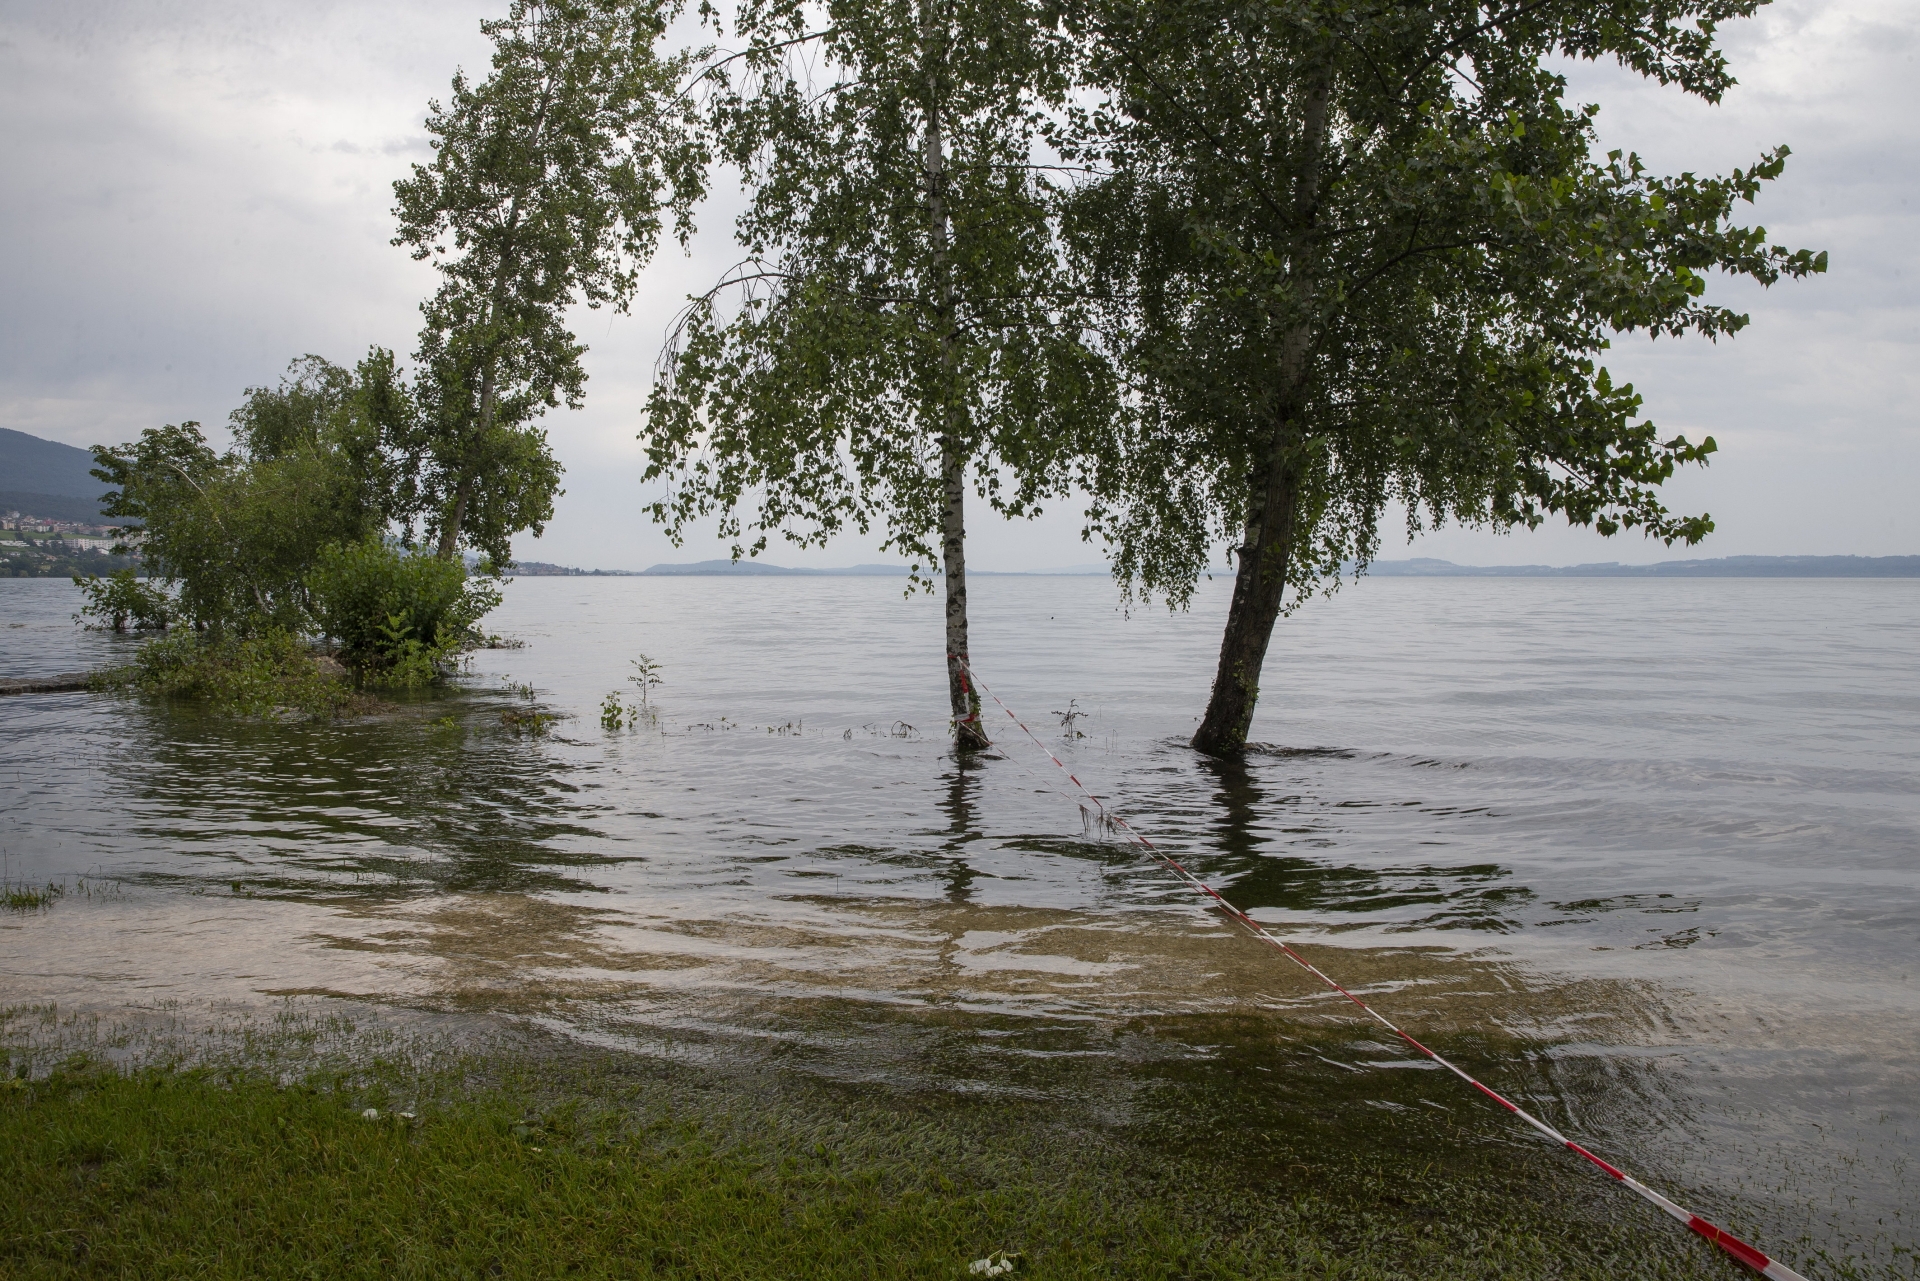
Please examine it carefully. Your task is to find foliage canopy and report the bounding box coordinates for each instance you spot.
[394,0,709,565]
[72,567,173,632]
[644,0,1110,571]
[1052,0,1824,750]
[309,540,503,685]
[92,354,410,635]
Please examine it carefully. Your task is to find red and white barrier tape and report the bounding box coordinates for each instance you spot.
[950,656,1808,1281]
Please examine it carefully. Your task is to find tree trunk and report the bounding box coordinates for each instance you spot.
[1191,438,1299,755]
[436,475,473,560]
[436,334,498,560]
[922,9,989,751]
[942,435,989,749]
[1190,56,1334,757]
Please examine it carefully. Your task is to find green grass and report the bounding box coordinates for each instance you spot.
[2,880,63,912]
[93,630,359,718]
[0,1047,1759,1281]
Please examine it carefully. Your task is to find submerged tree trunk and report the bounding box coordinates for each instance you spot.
[923,14,989,751]
[1191,429,1299,755]
[1190,57,1333,757]
[941,435,989,748]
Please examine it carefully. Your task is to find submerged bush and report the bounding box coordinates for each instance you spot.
[84,541,504,713]
[72,568,173,632]
[108,630,353,718]
[309,541,501,686]
[91,354,408,635]
[80,356,512,712]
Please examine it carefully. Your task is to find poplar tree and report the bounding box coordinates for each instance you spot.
[395,0,706,567]
[1059,0,1825,755]
[642,0,1113,748]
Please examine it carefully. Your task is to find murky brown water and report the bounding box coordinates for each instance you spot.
[3,574,1916,1272]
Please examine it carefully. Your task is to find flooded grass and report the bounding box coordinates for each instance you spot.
[2,873,128,913]
[3,880,63,912]
[0,1002,1817,1281]
[1,1061,1722,1281]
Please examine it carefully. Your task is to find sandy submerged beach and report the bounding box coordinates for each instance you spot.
[4,573,1918,1276]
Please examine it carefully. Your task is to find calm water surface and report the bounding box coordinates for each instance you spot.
[2,574,1916,1269]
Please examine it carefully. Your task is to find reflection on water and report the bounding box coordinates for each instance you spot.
[1194,751,1536,928]
[2,574,1917,1272]
[114,704,609,897]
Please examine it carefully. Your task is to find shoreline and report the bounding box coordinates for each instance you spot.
[2,997,1785,1281]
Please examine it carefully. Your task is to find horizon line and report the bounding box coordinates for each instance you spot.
[506,553,1920,579]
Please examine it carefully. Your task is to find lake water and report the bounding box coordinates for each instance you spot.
[3,573,1916,1272]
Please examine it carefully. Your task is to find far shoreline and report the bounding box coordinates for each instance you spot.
[504,553,1920,579]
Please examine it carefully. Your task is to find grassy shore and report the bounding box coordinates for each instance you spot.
[0,1006,1769,1281]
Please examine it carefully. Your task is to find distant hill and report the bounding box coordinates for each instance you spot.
[0,428,100,495]
[0,492,114,522]
[637,560,1117,576]
[0,428,110,519]
[637,555,1920,579]
[641,560,913,576]
[511,561,641,577]
[1365,556,1920,577]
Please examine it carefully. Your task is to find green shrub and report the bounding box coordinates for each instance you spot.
[72,568,174,631]
[111,630,351,718]
[308,541,501,686]
[91,354,407,636]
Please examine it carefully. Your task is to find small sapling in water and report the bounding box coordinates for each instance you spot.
[628,655,663,706]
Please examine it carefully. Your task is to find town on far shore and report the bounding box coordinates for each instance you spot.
[2,508,138,577]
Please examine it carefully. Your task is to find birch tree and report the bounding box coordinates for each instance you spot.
[1060,0,1825,755]
[643,0,1113,749]
[395,0,706,567]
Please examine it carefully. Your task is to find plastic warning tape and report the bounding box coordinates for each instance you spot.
[951,657,1807,1281]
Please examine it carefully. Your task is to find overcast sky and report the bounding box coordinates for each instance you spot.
[2,0,1914,570]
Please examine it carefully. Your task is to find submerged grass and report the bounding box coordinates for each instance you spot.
[0,1057,1723,1281]
[92,630,359,719]
[0,1003,1781,1281]
[2,880,63,912]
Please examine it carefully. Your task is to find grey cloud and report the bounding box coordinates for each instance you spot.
[0,0,1912,571]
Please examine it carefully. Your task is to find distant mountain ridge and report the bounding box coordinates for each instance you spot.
[642,560,912,576]
[635,555,1919,578]
[511,561,641,576]
[0,428,110,519]
[1364,555,1920,578]
[637,560,1115,576]
[0,428,100,496]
